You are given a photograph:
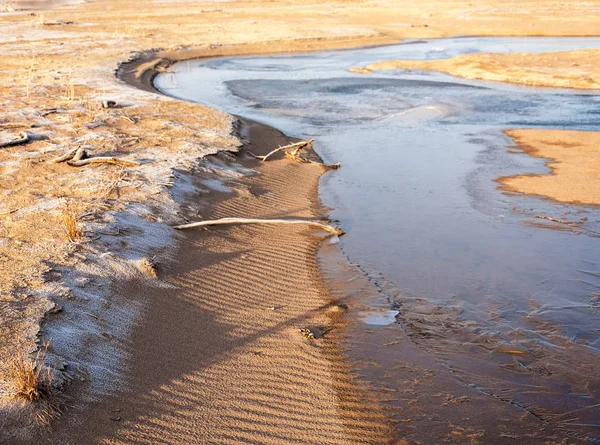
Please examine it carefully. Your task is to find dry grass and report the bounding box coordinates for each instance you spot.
[61,199,83,242]
[8,342,62,425]
[137,256,158,278]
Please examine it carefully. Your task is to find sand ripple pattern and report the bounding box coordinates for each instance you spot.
[49,126,392,444]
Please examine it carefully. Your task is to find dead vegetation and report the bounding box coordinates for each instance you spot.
[174,217,345,236]
[0,131,30,148]
[250,138,340,169]
[136,257,158,278]
[7,342,62,425]
[61,199,83,242]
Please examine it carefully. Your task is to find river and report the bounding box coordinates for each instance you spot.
[156,37,600,441]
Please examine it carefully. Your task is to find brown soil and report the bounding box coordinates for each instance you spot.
[499,129,600,206]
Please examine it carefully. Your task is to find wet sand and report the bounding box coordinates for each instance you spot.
[500,129,600,206]
[353,48,600,89]
[319,242,596,444]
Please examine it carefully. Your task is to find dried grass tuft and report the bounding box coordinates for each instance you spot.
[61,199,83,242]
[8,342,62,425]
[137,256,158,278]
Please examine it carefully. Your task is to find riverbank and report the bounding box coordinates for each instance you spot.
[31,118,392,444]
[1,0,600,442]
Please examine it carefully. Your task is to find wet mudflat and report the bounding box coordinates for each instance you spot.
[156,37,600,441]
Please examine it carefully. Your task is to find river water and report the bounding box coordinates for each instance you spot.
[156,37,600,440]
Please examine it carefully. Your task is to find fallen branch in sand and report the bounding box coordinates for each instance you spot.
[49,146,87,164]
[0,132,30,148]
[252,138,340,169]
[255,139,315,161]
[49,147,78,163]
[0,208,20,216]
[67,157,140,167]
[0,123,31,129]
[173,217,344,236]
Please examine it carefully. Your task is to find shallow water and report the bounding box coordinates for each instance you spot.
[156,37,600,439]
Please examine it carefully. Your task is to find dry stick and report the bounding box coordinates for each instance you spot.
[49,147,78,163]
[120,114,136,124]
[258,139,315,161]
[0,123,31,129]
[48,146,86,164]
[0,132,30,148]
[68,157,140,167]
[0,208,20,216]
[287,140,340,169]
[71,146,87,162]
[173,217,344,236]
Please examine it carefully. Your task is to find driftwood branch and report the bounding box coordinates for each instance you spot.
[49,147,78,163]
[67,157,140,167]
[173,217,344,236]
[0,132,30,148]
[72,146,87,162]
[0,123,31,129]
[256,139,315,161]
[50,146,139,167]
[49,146,88,163]
[253,138,340,169]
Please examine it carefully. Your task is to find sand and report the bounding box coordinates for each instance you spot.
[355,48,600,89]
[1,0,600,442]
[499,129,600,206]
[32,120,393,445]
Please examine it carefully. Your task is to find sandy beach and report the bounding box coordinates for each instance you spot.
[1,0,600,443]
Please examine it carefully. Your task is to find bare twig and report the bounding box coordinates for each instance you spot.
[0,123,31,129]
[0,132,30,148]
[48,146,87,164]
[173,217,344,236]
[71,146,87,162]
[0,208,20,216]
[257,139,315,161]
[49,147,78,163]
[119,114,136,124]
[67,157,140,167]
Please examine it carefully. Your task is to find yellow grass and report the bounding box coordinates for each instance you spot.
[137,257,158,278]
[61,199,83,242]
[7,342,62,425]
